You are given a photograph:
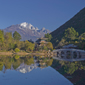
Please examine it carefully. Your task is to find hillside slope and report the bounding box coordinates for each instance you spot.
[51,7,85,46]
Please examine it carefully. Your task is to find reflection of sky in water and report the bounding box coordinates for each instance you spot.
[0,65,73,85]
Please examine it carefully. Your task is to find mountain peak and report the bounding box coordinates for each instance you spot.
[20,22,28,28]
[41,27,45,31]
[20,22,39,30]
[3,22,51,41]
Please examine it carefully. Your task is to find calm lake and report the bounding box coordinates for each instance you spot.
[0,55,85,85]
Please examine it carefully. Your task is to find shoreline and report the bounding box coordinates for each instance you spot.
[0,52,46,56]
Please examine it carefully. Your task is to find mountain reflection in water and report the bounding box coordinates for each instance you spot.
[0,55,73,85]
[0,55,85,75]
[0,55,53,73]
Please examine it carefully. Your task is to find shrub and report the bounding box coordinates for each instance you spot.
[15,55,20,59]
[14,48,20,52]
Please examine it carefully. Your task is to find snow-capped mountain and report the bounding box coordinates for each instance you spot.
[3,22,51,41]
[20,22,39,30]
[16,63,38,73]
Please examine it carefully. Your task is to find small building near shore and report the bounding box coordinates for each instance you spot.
[36,37,48,46]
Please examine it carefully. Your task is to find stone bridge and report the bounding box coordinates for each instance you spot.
[53,49,85,61]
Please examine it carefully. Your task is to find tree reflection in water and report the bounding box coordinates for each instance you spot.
[0,55,53,71]
[0,55,85,84]
[1,55,85,75]
[51,59,85,84]
[52,59,85,75]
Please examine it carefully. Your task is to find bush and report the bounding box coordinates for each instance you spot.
[14,48,20,52]
[14,55,20,59]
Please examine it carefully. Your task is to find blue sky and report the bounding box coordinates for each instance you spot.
[0,0,85,31]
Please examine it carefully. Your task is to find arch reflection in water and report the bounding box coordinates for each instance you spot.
[57,52,60,57]
[61,51,64,58]
[73,51,77,59]
[66,51,71,59]
[78,52,82,58]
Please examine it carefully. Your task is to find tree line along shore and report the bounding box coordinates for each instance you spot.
[0,30,53,55]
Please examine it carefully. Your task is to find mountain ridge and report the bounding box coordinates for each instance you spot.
[3,22,51,41]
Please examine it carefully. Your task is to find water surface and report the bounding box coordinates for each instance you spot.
[0,56,73,85]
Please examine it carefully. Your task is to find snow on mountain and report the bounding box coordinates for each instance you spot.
[20,22,28,28]
[20,22,39,30]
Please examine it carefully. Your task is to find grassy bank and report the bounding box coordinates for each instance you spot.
[0,52,13,55]
[0,51,50,56]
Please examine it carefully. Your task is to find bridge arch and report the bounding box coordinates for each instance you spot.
[73,51,77,59]
[78,52,82,58]
[53,49,85,61]
[61,51,65,58]
[57,51,60,58]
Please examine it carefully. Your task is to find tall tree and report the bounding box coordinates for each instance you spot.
[64,27,79,40]
[0,30,4,43]
[25,40,35,52]
[45,33,52,41]
[13,31,21,40]
[46,42,53,50]
[4,32,13,43]
[79,32,85,40]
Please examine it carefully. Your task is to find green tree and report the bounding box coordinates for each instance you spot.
[0,30,4,43]
[43,46,47,50]
[79,32,85,40]
[25,40,35,52]
[13,31,21,40]
[46,59,53,66]
[46,42,53,50]
[4,32,14,50]
[0,62,3,71]
[24,57,34,65]
[45,33,52,41]
[58,39,66,47]
[64,27,79,40]
[0,30,4,50]
[15,48,20,52]
[4,32,13,43]
[14,55,20,59]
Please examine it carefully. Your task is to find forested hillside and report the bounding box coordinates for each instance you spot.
[51,7,85,47]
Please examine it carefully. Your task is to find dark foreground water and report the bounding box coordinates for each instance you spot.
[0,55,73,85]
